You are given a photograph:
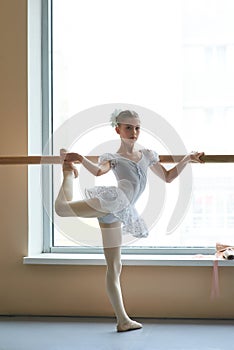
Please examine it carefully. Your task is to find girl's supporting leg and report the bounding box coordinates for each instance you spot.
[99,222,142,332]
[56,150,142,331]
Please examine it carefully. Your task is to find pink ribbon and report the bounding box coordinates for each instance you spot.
[211,259,220,300]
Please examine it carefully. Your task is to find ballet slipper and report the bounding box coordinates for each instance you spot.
[116,320,143,332]
[60,149,78,178]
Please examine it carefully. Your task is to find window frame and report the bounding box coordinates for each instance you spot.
[25,0,234,266]
[27,0,53,255]
[29,0,234,259]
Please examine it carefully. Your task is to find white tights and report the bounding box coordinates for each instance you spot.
[55,166,142,331]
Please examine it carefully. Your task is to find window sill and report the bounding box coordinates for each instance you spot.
[23,253,234,266]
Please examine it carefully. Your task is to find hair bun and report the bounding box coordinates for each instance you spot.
[110,109,140,127]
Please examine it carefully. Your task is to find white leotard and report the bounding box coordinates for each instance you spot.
[85,149,159,237]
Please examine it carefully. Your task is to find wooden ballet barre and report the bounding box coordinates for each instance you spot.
[0,156,62,165]
[1,155,234,165]
[161,155,234,163]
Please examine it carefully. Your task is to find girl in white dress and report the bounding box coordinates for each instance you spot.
[55,110,204,332]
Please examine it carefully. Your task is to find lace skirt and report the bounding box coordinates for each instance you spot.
[85,186,148,238]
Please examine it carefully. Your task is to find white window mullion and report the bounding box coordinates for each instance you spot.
[41,0,53,253]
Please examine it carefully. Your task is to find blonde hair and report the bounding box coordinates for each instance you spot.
[110,109,140,127]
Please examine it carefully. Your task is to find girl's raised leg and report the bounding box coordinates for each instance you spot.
[55,149,107,218]
[99,222,142,332]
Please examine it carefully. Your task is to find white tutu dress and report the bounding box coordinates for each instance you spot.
[85,149,159,238]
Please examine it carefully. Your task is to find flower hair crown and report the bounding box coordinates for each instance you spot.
[110,109,122,127]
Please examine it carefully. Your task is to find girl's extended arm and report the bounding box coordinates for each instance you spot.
[63,152,111,176]
[150,151,204,183]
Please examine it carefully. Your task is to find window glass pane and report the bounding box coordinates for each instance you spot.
[52,0,234,249]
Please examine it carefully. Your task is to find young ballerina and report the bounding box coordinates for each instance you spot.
[55,109,204,332]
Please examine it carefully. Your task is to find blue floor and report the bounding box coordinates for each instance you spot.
[0,316,233,350]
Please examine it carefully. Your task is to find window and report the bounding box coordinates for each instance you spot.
[41,0,234,254]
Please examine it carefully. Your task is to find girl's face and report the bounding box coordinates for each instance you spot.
[115,117,141,142]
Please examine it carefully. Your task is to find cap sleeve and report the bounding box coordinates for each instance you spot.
[147,149,159,166]
[98,153,117,168]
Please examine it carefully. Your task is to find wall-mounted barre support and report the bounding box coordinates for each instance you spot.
[0,155,234,165]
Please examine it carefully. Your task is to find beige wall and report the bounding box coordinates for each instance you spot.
[0,0,234,318]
